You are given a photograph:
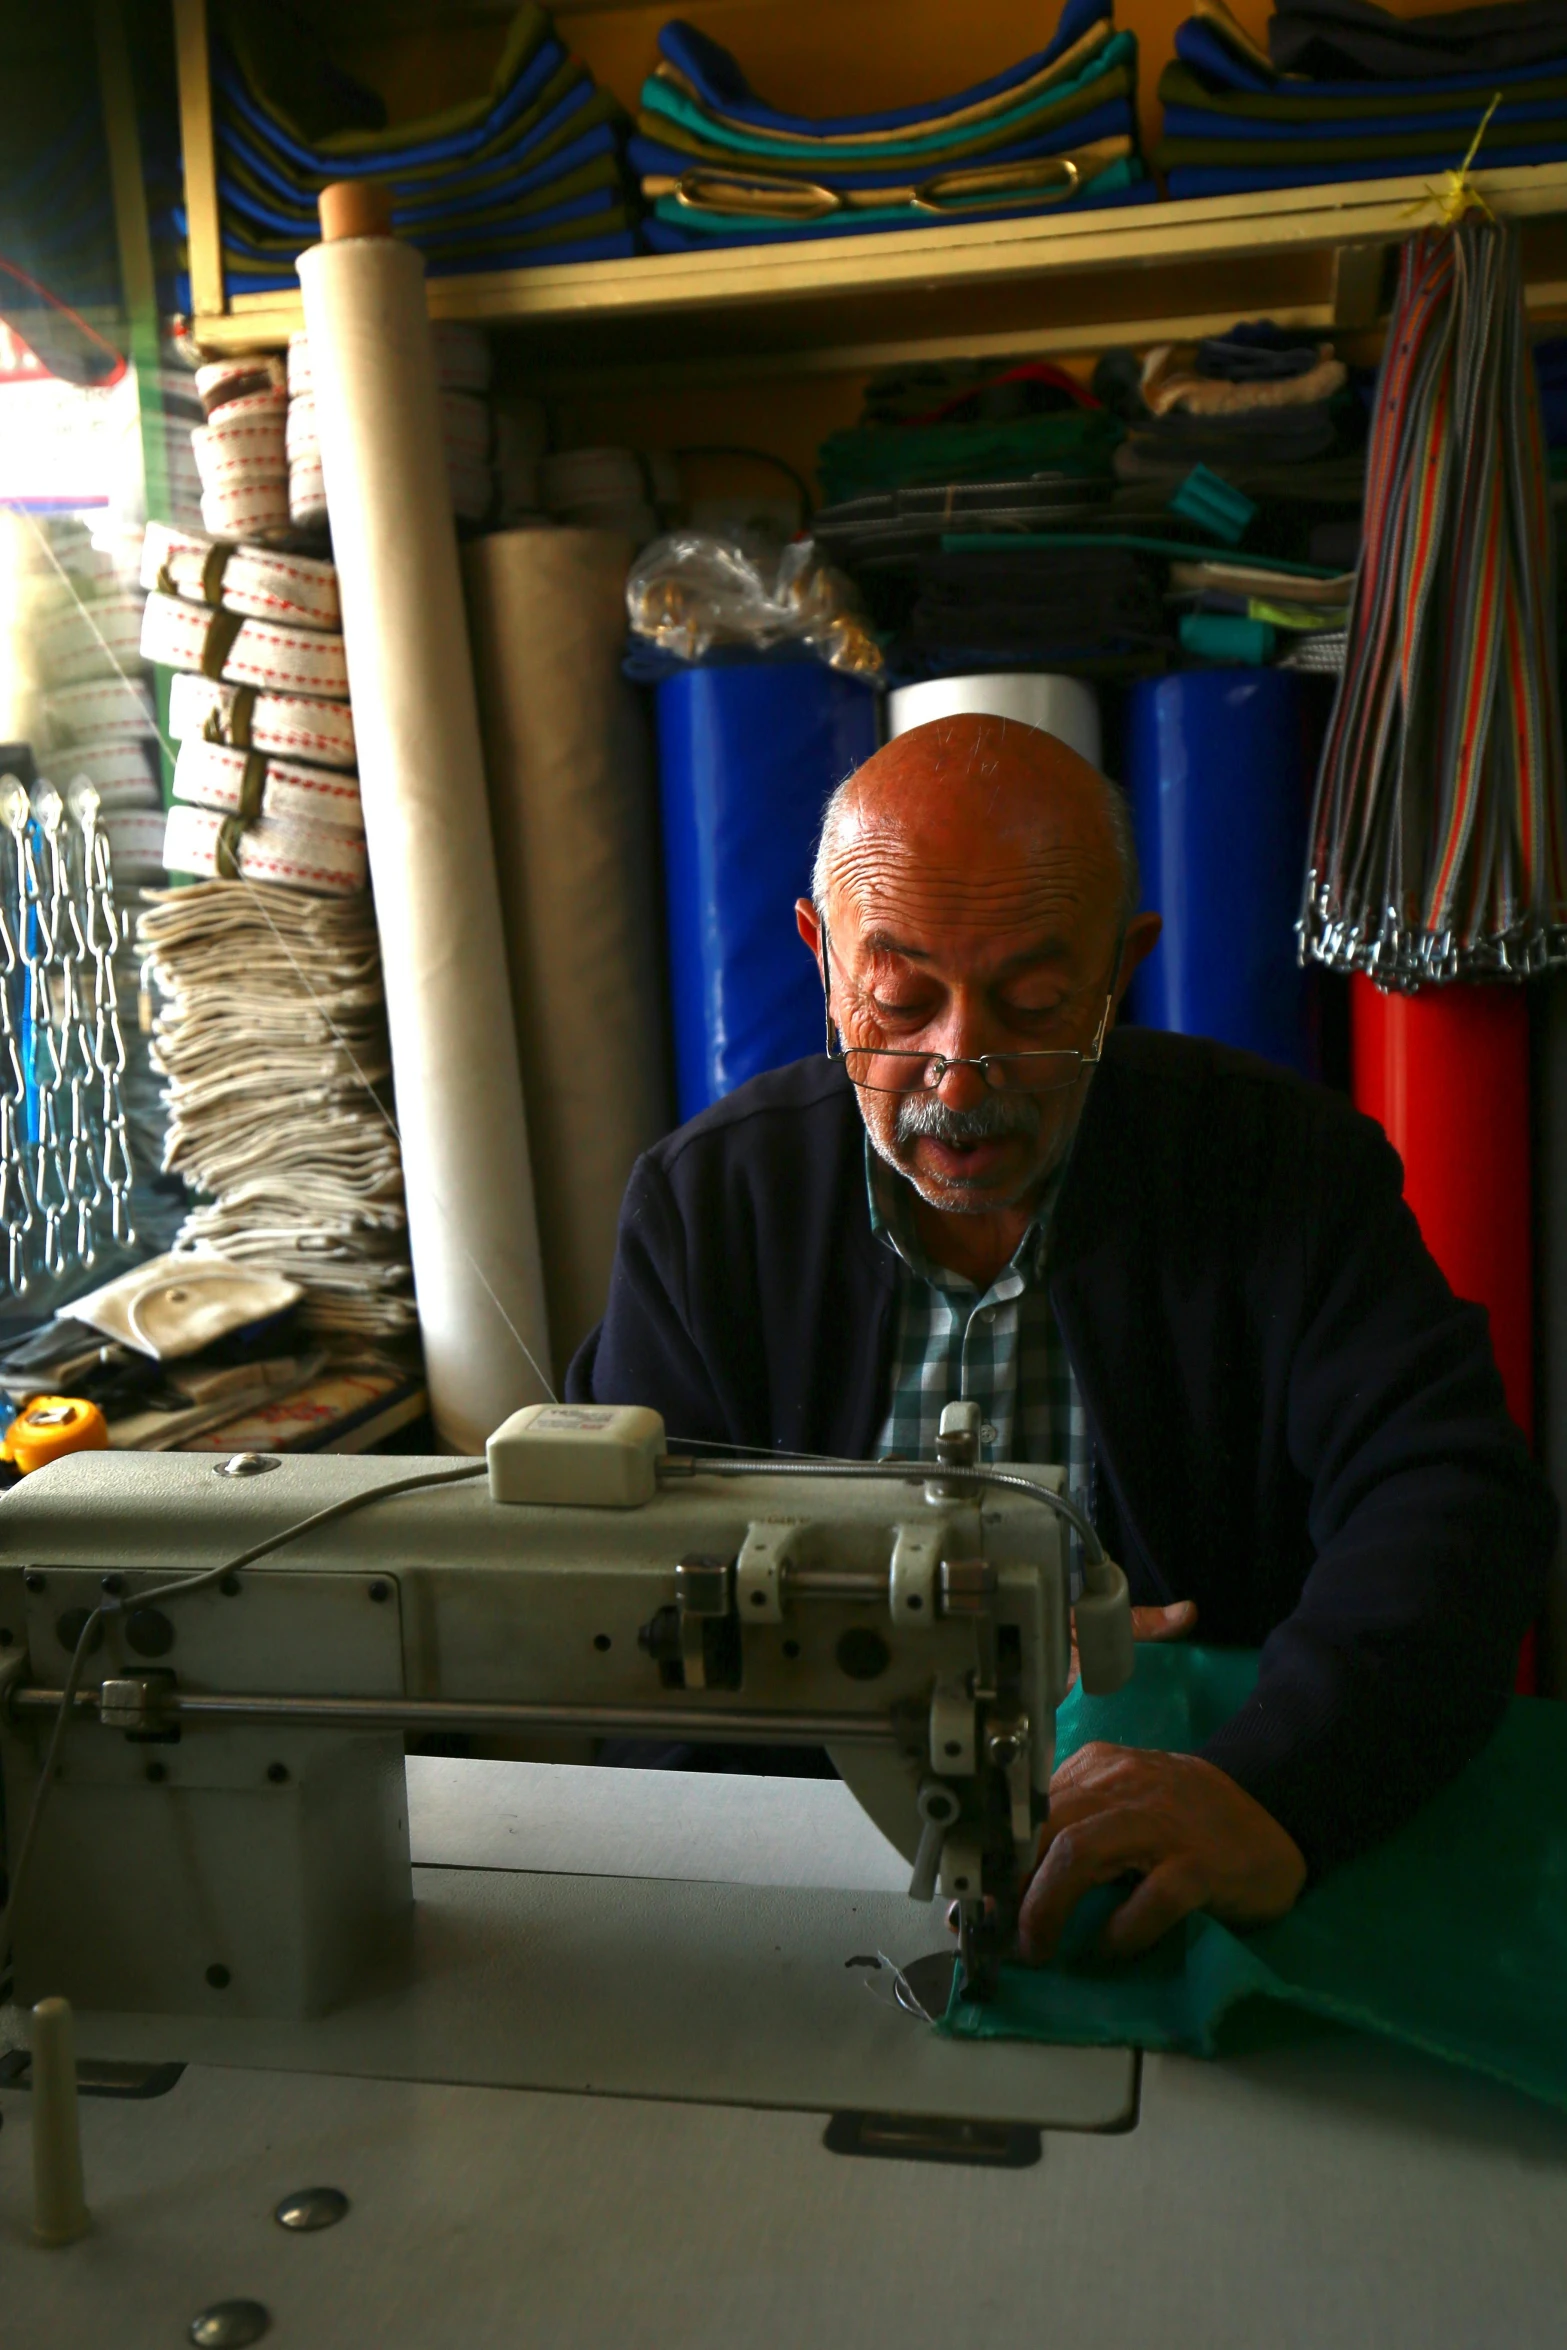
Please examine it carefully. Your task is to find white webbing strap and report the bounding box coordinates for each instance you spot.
[141,524,341,632]
[142,590,350,700]
[163,803,368,896]
[173,735,364,834]
[167,672,357,770]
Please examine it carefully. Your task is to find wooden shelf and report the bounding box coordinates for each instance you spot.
[175,0,1567,383]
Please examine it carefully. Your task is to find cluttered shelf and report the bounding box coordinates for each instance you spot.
[190,158,1567,373]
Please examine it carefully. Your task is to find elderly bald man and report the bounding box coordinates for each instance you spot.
[568,715,1552,1959]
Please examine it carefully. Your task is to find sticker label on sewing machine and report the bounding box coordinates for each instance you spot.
[527,1407,621,1432]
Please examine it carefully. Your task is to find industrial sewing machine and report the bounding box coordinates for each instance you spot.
[3,1404,1562,2350]
[0,1399,1131,2020]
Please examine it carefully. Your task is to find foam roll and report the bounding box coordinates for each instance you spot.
[167,672,358,771]
[655,661,879,1119]
[887,672,1102,767]
[464,527,672,1375]
[1125,667,1317,1078]
[298,213,550,1449]
[173,735,364,833]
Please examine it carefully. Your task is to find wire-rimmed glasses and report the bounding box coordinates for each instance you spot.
[818,915,1118,1095]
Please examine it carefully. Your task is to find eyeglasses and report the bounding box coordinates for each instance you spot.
[817,915,1119,1096]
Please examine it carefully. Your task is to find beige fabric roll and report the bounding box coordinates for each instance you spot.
[299,229,551,1450]
[464,527,672,1376]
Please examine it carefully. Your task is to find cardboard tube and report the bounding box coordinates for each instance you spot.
[298,213,551,1449]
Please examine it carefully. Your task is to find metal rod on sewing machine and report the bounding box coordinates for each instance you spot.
[7,1685,900,1745]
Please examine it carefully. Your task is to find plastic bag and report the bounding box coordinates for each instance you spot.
[626,530,883,677]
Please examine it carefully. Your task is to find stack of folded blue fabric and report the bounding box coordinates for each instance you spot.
[1157,0,1567,200]
[181,0,634,308]
[632,0,1151,254]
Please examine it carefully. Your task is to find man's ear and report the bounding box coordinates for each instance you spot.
[1113,911,1162,1007]
[796,898,822,959]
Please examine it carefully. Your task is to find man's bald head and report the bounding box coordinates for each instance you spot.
[811,714,1139,935]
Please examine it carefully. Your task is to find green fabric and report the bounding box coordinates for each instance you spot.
[817,411,1123,504]
[942,1645,1567,2114]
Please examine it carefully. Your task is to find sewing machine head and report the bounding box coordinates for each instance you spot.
[0,1403,1131,2019]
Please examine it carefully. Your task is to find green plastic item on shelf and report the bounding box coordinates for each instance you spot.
[942,1644,1567,2116]
[1179,612,1275,663]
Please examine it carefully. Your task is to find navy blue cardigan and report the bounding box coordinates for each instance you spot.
[567,1033,1554,1877]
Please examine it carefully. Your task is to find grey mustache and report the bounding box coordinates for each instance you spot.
[895,1090,1042,1149]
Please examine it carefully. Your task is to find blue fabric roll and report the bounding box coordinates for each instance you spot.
[654,664,879,1120]
[1126,669,1316,1079]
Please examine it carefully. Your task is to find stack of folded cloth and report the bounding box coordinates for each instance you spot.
[287,324,498,529]
[28,522,165,884]
[818,359,1125,507]
[1156,0,1567,200]
[137,885,416,1340]
[1092,319,1368,541]
[632,0,1151,253]
[1166,552,1356,668]
[139,523,368,895]
[188,0,634,309]
[0,1249,326,1451]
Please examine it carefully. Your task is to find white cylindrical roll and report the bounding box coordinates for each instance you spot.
[167,672,358,771]
[174,734,364,834]
[298,224,550,1449]
[464,528,672,1376]
[886,673,1103,770]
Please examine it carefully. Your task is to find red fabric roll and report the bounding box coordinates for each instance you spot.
[1351,976,1536,1688]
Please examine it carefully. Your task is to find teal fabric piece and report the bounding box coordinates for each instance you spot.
[641,36,1137,165]
[942,1644,1567,2115]
[1179,612,1275,662]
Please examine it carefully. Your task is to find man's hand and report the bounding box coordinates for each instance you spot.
[1018,1744,1307,1963]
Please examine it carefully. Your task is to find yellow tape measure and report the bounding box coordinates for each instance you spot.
[0,1395,110,1476]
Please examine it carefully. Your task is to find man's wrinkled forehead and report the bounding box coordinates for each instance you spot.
[822,718,1124,931]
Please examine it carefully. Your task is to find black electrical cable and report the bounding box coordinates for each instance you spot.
[0,1460,487,1981]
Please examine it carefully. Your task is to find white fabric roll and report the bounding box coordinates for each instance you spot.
[167,672,358,770]
[163,802,367,896]
[200,483,292,542]
[298,226,550,1449]
[103,808,168,880]
[141,525,341,632]
[886,673,1103,769]
[141,590,350,700]
[55,741,160,806]
[464,527,672,1374]
[195,356,285,415]
[44,675,155,745]
[174,735,364,834]
[36,590,147,684]
[289,320,491,398]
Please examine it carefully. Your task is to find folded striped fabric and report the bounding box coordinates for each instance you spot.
[182,0,636,305]
[1157,0,1567,197]
[633,0,1152,251]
